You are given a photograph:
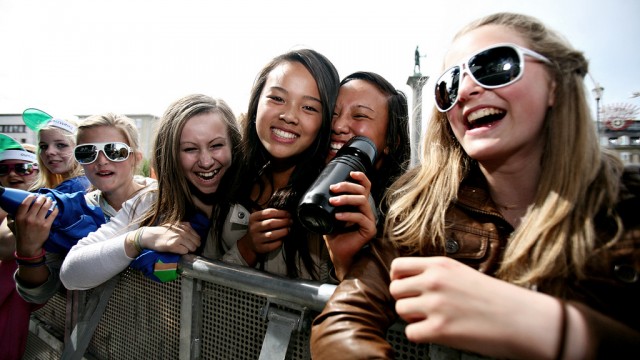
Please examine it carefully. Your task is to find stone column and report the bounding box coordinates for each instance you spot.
[406,74,429,166]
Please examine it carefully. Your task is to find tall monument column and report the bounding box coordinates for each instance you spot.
[407,46,429,166]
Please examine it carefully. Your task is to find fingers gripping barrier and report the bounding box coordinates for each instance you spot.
[25,255,440,359]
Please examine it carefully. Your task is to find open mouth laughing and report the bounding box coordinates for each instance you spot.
[466,107,506,130]
[196,169,220,181]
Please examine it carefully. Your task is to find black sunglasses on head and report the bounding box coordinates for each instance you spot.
[434,43,551,112]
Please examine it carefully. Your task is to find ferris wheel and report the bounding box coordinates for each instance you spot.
[600,102,640,131]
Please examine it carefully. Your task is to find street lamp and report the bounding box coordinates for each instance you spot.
[587,73,604,137]
[591,81,604,137]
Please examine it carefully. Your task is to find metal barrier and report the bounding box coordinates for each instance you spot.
[24,255,490,360]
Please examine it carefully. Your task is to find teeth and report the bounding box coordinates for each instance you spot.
[468,108,504,123]
[272,128,297,139]
[198,169,219,178]
[330,142,343,151]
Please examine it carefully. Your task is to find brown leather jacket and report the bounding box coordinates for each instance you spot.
[311,166,640,359]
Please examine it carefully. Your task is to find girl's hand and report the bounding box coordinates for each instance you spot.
[14,194,58,257]
[389,256,568,360]
[237,208,292,266]
[324,171,377,280]
[140,222,201,254]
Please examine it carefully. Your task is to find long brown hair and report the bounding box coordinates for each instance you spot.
[138,94,242,236]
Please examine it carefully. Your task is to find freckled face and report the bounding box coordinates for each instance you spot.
[255,61,323,163]
[38,128,75,174]
[444,25,555,165]
[329,79,389,168]
[179,112,233,195]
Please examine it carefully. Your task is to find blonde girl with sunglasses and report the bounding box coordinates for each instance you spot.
[14,113,156,305]
[60,94,242,290]
[0,140,41,360]
[312,12,640,359]
[75,113,155,221]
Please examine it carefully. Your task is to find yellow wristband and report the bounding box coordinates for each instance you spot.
[127,230,142,254]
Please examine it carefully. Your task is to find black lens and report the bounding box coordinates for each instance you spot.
[104,143,130,161]
[15,163,33,175]
[435,66,461,111]
[470,46,520,87]
[74,145,98,164]
[0,164,33,176]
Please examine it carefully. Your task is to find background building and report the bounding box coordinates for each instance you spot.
[597,102,640,165]
[0,113,159,160]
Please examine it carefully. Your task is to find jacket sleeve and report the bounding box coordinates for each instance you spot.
[59,193,153,290]
[311,238,399,359]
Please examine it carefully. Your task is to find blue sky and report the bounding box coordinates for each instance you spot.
[1,0,638,121]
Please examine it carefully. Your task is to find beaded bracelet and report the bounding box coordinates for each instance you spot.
[14,249,46,261]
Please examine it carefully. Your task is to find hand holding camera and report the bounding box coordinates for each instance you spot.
[298,136,377,234]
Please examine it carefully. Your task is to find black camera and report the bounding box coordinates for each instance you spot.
[298,136,377,234]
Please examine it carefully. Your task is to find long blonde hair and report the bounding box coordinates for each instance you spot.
[30,118,85,190]
[384,12,623,288]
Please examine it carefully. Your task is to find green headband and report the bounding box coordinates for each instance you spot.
[0,134,37,162]
[22,107,77,133]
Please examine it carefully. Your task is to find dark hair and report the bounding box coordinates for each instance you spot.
[340,71,410,210]
[238,49,340,279]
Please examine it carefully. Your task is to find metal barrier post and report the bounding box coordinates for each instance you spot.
[180,276,203,360]
[259,304,301,360]
[62,277,119,360]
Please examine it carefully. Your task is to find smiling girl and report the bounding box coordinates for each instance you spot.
[215,49,339,281]
[14,113,156,303]
[312,12,640,359]
[0,140,41,360]
[24,110,90,193]
[61,94,242,290]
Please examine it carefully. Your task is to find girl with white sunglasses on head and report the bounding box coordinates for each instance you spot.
[312,12,640,359]
[61,94,242,290]
[14,113,156,304]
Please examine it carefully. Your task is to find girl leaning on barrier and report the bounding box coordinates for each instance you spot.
[211,49,340,281]
[311,12,640,359]
[60,94,242,290]
[0,140,42,360]
[12,111,92,304]
[15,113,155,302]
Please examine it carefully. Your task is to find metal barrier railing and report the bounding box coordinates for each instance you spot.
[24,255,445,360]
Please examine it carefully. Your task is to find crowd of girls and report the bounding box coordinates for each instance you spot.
[2,12,639,358]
